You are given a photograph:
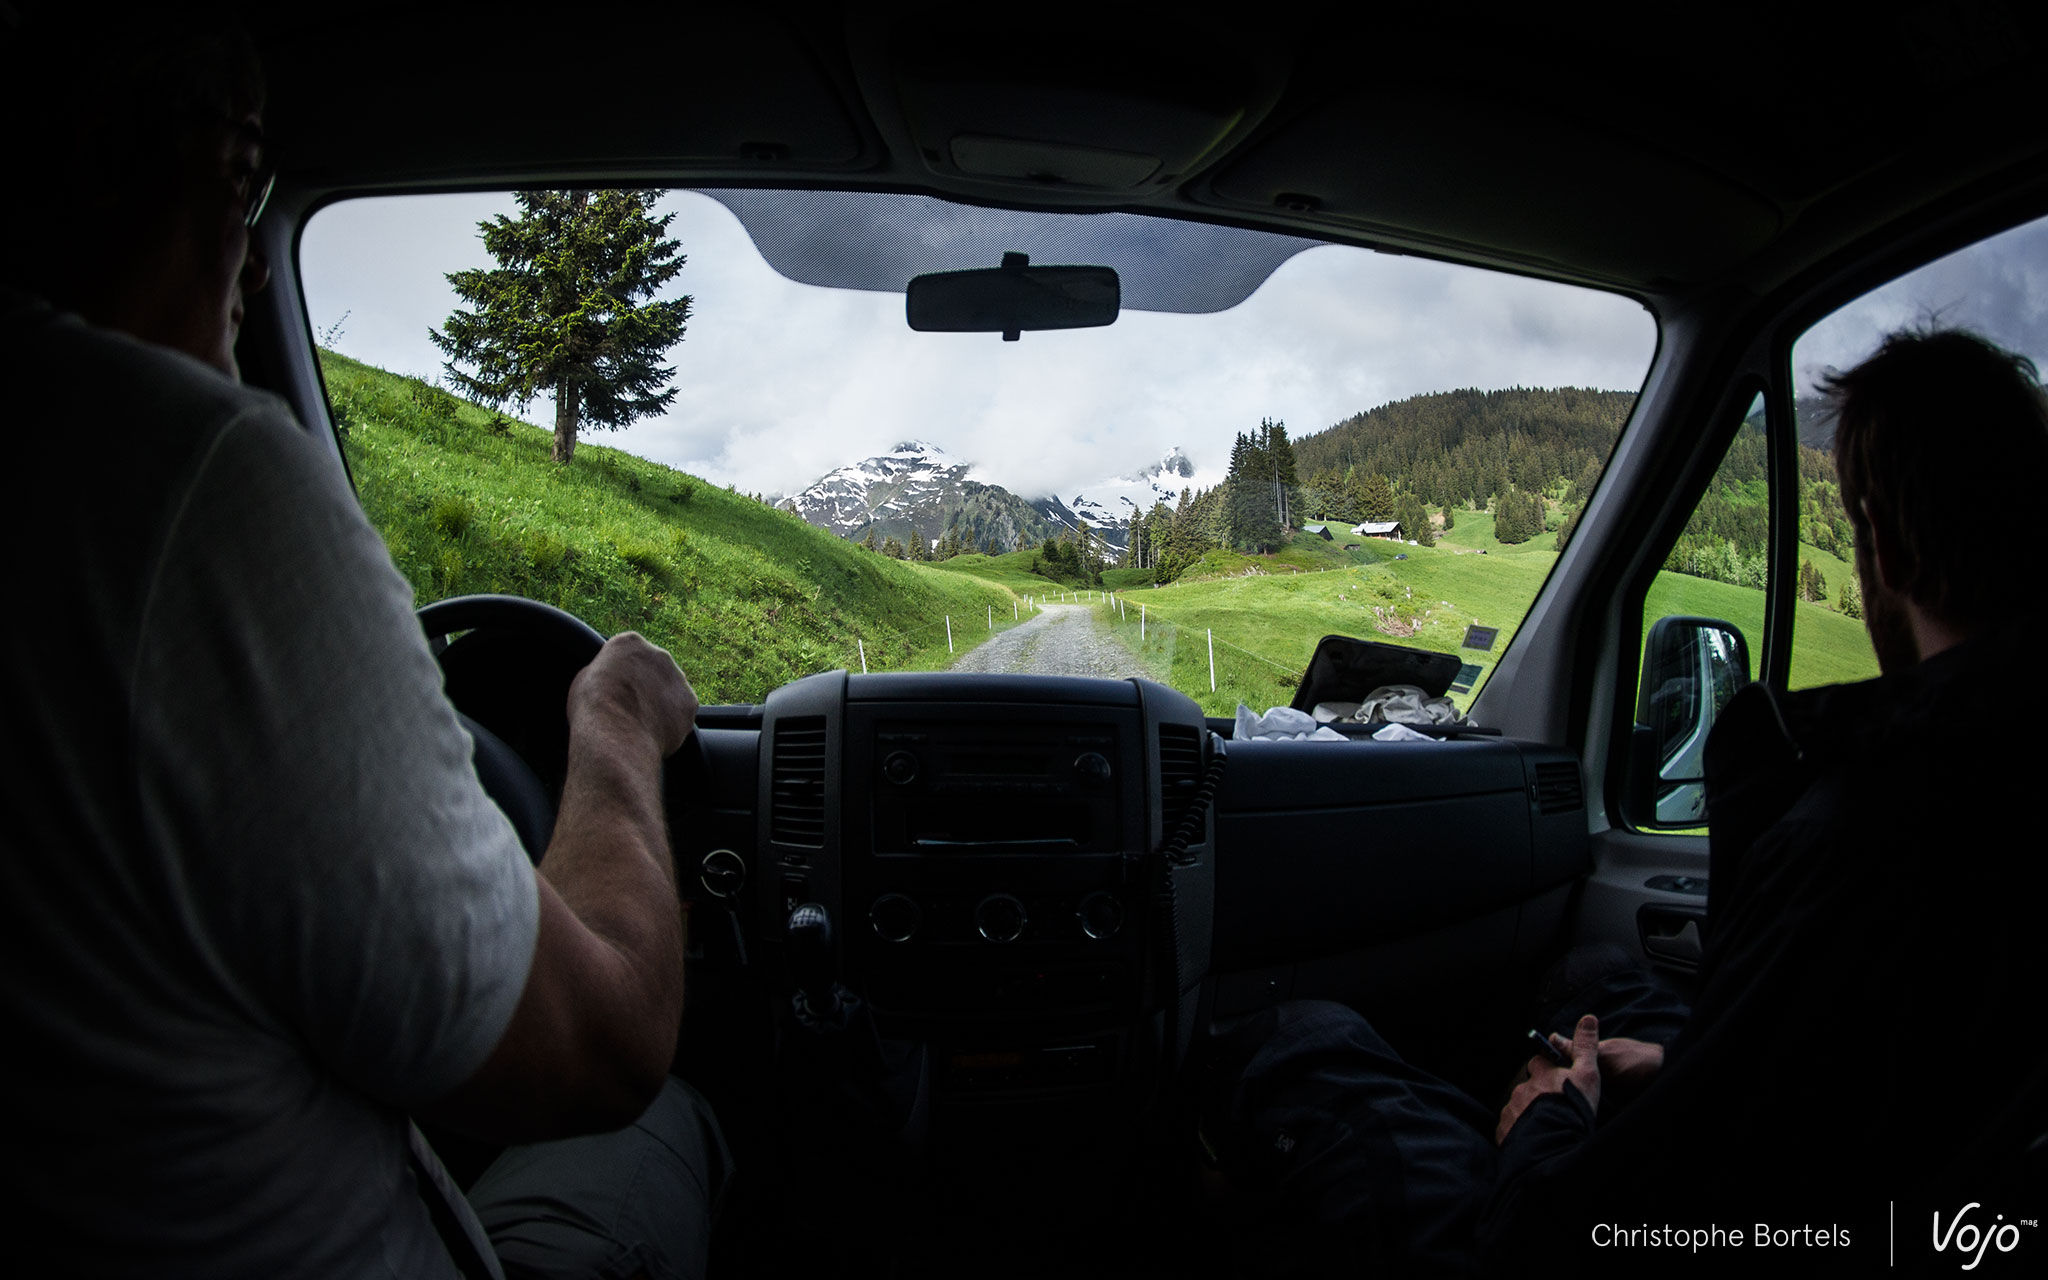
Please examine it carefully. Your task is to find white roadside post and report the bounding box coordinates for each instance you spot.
[946,616,953,653]
[1208,628,1216,691]
[1013,601,1018,620]
[1141,605,1146,641]
[988,605,993,630]
[858,639,867,674]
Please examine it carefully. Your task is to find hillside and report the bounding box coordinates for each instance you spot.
[1094,518,1879,716]
[320,353,1020,703]
[1292,386,1639,509]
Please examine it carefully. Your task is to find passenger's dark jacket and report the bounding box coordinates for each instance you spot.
[1483,619,2048,1271]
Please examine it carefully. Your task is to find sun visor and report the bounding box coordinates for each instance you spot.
[696,189,1317,314]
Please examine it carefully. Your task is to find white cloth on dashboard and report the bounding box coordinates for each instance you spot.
[1234,704,1348,741]
[0,292,535,1278]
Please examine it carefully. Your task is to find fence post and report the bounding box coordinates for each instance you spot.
[1208,628,1216,691]
[946,616,953,653]
[988,605,993,630]
[858,638,867,674]
[1141,605,1146,641]
[1013,600,1018,620]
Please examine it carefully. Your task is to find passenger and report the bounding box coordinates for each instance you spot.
[0,19,725,1279]
[1199,327,2048,1275]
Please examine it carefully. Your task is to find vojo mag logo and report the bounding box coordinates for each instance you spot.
[1930,1204,2035,1271]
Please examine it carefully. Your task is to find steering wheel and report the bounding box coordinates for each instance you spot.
[418,594,711,865]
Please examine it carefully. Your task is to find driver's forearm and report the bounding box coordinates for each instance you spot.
[536,707,685,1100]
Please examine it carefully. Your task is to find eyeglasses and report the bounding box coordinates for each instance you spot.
[238,160,275,229]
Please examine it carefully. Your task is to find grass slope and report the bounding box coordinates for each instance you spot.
[1094,539,1554,716]
[322,352,1020,703]
[1091,513,1880,717]
[1640,571,1879,690]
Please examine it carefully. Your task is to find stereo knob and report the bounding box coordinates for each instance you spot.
[975,893,1028,943]
[1073,751,1112,788]
[883,750,919,785]
[1078,891,1123,941]
[869,892,921,943]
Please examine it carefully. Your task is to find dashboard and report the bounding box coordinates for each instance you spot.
[671,667,1593,1125]
[435,615,1596,1252]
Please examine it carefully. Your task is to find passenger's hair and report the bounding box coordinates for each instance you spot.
[0,15,265,296]
[1824,327,2048,629]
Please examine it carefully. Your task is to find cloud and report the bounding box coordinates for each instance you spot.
[1794,217,2048,394]
[298,191,1658,499]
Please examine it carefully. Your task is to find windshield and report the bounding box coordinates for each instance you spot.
[300,190,1656,713]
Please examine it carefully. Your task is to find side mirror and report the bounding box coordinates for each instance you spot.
[906,252,1120,341]
[1629,616,1750,829]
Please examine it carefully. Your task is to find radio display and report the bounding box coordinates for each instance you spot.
[911,801,1090,848]
[952,752,1050,776]
[869,718,1126,854]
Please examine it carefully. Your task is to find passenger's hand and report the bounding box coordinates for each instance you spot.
[1597,1035,1665,1099]
[567,632,698,757]
[1496,1014,1601,1145]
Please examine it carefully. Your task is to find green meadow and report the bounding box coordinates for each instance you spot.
[1089,509,1879,717]
[322,351,1022,703]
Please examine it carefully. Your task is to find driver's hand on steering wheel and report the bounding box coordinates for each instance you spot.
[567,631,699,758]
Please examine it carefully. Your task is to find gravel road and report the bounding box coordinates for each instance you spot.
[950,603,1152,679]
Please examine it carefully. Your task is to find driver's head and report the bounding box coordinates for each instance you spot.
[1824,327,2048,669]
[1,14,269,379]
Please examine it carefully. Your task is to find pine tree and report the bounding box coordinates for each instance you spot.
[1797,558,1829,602]
[881,536,904,559]
[1359,472,1397,523]
[1442,505,1456,531]
[1260,417,1300,528]
[1840,575,1863,619]
[1224,431,1281,551]
[433,190,690,465]
[862,527,880,553]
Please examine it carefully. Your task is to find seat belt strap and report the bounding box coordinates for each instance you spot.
[407,1122,508,1280]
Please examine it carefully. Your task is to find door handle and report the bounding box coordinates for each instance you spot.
[1638,905,1705,968]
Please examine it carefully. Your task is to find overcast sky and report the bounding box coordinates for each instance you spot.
[298,192,2048,500]
[1794,215,2048,398]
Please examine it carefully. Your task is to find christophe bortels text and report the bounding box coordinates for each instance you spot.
[1590,1223,1849,1252]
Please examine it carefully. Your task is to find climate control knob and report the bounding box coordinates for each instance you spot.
[1078,891,1123,941]
[975,893,1028,943]
[1073,751,1112,788]
[869,892,921,943]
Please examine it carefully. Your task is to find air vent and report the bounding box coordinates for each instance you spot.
[1159,724,1204,836]
[770,717,828,846]
[1532,761,1585,815]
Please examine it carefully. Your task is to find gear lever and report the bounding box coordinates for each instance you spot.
[787,901,849,1027]
[782,902,928,1140]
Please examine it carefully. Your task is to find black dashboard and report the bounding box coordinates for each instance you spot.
[440,622,1595,1256]
[677,669,1592,1117]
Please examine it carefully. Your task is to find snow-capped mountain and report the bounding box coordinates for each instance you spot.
[781,441,1198,555]
[780,440,1056,551]
[780,440,971,539]
[1032,447,1198,551]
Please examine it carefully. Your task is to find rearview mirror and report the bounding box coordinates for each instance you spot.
[906,252,1120,341]
[1629,616,1751,828]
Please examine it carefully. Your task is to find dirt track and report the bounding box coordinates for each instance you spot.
[949,603,1150,679]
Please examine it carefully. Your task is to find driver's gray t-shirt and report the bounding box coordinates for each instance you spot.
[0,295,538,1275]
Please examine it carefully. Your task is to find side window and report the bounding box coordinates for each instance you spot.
[1628,392,1767,830]
[1787,212,2048,689]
